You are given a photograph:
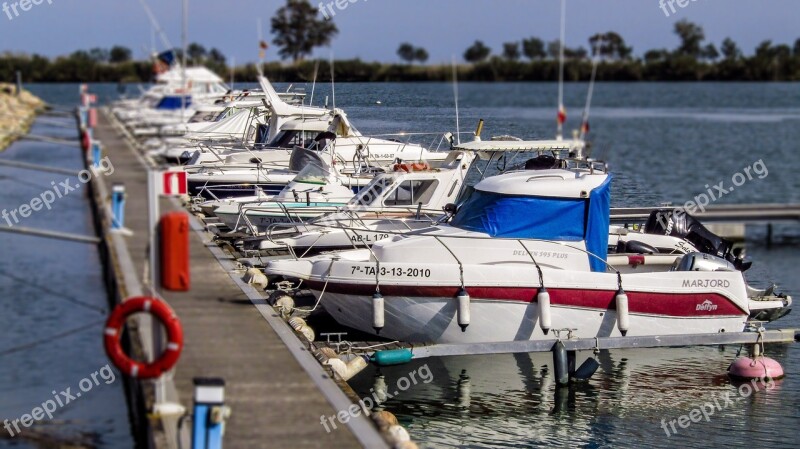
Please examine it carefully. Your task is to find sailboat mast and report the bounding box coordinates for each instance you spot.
[580,48,600,142]
[330,53,336,112]
[137,0,173,50]
[557,0,566,141]
[257,18,264,74]
[452,57,461,145]
[181,0,188,121]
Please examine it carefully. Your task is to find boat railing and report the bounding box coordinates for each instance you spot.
[194,141,227,164]
[364,131,473,153]
[183,160,290,174]
[193,183,264,202]
[283,223,624,288]
[475,149,608,182]
[257,208,443,258]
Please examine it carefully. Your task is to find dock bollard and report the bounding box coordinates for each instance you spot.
[111,184,126,229]
[78,107,88,129]
[87,108,98,128]
[192,378,231,449]
[91,141,102,169]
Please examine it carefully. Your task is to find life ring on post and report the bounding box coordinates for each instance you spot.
[104,296,183,379]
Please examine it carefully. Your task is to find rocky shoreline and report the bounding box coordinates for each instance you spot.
[0,83,46,151]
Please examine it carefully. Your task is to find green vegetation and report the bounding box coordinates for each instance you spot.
[397,43,429,64]
[3,16,800,83]
[271,0,338,62]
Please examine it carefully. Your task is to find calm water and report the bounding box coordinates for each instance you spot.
[10,82,800,448]
[0,115,133,445]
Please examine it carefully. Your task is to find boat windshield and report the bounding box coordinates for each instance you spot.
[348,176,393,207]
[268,130,318,148]
[214,107,233,122]
[293,162,331,185]
[188,110,217,123]
[383,180,439,206]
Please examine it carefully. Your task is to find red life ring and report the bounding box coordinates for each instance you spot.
[104,296,183,379]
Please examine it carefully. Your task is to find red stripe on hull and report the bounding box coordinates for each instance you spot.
[305,281,747,317]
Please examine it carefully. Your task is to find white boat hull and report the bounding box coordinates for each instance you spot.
[281,262,752,344]
[317,290,747,344]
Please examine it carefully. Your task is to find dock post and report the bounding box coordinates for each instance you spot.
[766,224,773,248]
[192,378,230,449]
[15,71,21,96]
[78,107,88,129]
[146,168,166,406]
[111,184,127,230]
[91,141,102,169]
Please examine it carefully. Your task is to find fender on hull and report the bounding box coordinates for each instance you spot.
[315,290,748,344]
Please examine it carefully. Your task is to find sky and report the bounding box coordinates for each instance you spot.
[0,0,798,64]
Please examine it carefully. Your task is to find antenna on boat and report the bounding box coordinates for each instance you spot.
[452,56,461,145]
[556,0,567,141]
[137,0,173,50]
[309,60,320,106]
[230,57,236,90]
[257,17,267,75]
[580,42,601,143]
[330,53,336,111]
[181,0,188,121]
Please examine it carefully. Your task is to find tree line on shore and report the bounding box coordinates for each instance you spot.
[3,16,800,83]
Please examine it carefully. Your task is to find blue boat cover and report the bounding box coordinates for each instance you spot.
[450,176,612,272]
[157,50,176,66]
[156,95,192,110]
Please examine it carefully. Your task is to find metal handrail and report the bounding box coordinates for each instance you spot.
[281,222,621,277]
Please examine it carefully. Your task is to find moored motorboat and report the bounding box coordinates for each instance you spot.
[248,149,475,254]
[265,165,792,344]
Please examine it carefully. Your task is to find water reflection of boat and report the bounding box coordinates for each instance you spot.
[346,346,788,448]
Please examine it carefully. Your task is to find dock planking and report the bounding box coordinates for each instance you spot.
[92,113,366,448]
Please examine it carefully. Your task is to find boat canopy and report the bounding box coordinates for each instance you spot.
[156,95,192,110]
[454,139,585,159]
[450,170,611,272]
[186,109,254,139]
[281,117,333,132]
[157,66,225,84]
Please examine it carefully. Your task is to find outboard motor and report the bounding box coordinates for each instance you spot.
[675,252,736,272]
[644,209,750,270]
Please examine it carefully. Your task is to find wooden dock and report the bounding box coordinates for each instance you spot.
[91,111,387,449]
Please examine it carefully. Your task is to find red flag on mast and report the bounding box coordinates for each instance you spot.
[557,105,567,125]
